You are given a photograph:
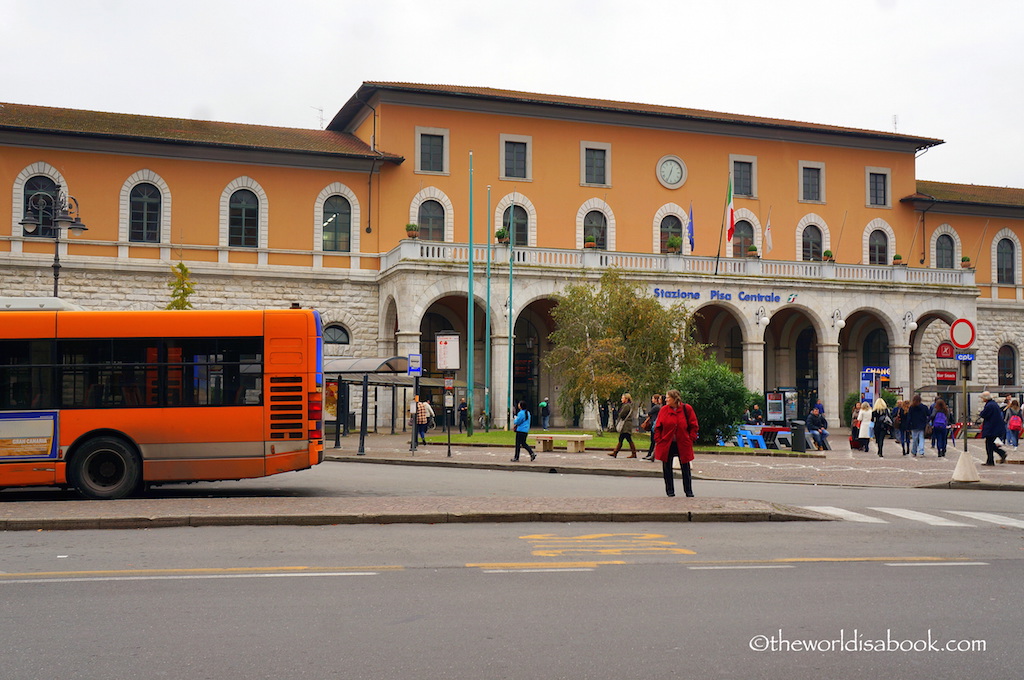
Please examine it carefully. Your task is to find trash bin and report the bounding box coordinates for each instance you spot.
[790,420,806,452]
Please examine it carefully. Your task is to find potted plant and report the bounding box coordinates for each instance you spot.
[584,235,597,248]
[892,253,904,265]
[961,255,973,268]
[746,244,759,257]
[405,223,419,238]
[494,227,509,244]
[665,235,683,254]
[822,249,834,262]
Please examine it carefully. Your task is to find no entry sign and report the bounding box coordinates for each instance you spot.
[950,318,976,349]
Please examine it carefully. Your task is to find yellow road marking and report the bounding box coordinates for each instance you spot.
[466,561,626,570]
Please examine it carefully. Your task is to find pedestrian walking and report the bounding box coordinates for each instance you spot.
[413,395,433,445]
[895,400,911,455]
[930,398,951,458]
[608,393,639,458]
[871,398,890,457]
[540,398,551,430]
[857,402,873,452]
[1004,399,1021,450]
[642,394,663,460]
[510,400,536,462]
[906,394,930,457]
[653,389,699,497]
[978,391,1008,465]
[599,401,610,431]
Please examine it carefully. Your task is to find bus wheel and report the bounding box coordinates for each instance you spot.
[69,437,141,500]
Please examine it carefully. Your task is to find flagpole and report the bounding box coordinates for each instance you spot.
[485,185,492,432]
[466,150,475,435]
[714,175,732,276]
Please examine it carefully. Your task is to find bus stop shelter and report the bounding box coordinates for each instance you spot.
[323,356,481,446]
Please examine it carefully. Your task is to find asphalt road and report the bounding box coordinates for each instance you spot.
[3,466,1023,679]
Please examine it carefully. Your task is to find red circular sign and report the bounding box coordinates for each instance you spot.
[950,318,976,349]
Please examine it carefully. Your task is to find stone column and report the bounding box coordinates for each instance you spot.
[742,340,765,394]
[818,341,841,419]
[891,343,912,398]
[490,332,511,428]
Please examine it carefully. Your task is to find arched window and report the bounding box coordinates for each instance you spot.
[997,238,1015,285]
[418,200,445,241]
[868,230,888,265]
[22,176,58,238]
[802,225,823,261]
[229,189,259,247]
[863,328,889,367]
[659,215,683,253]
[732,220,754,257]
[129,183,161,243]
[502,205,528,246]
[936,234,954,269]
[323,195,352,252]
[324,325,350,352]
[584,210,607,249]
[998,345,1017,386]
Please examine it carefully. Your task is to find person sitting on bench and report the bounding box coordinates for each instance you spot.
[806,407,830,450]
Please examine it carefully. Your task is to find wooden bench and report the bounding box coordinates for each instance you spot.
[529,433,594,453]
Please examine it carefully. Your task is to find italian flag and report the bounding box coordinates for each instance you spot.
[725,177,735,242]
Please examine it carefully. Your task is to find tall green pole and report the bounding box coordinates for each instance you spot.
[507,192,516,430]
[485,185,492,431]
[467,151,475,435]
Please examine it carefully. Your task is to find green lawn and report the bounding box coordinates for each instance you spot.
[421,428,751,453]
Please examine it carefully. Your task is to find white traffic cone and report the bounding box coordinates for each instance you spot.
[952,450,980,483]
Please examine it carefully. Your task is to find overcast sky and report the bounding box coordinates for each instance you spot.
[3,0,1021,188]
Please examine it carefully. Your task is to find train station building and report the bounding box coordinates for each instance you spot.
[3,82,1023,426]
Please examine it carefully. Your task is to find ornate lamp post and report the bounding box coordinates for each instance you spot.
[19,183,88,297]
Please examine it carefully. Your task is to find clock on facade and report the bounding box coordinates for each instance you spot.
[657,155,687,189]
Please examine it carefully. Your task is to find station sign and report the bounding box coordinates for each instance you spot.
[408,353,422,377]
[955,352,975,362]
[435,333,461,371]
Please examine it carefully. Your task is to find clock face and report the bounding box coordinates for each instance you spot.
[657,155,686,188]
[660,160,683,183]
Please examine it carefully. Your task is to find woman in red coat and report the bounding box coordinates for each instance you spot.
[653,389,699,497]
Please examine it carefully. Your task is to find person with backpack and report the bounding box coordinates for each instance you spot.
[1004,399,1022,450]
[930,398,951,458]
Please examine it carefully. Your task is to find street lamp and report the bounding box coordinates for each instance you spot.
[755,306,771,328]
[19,183,88,297]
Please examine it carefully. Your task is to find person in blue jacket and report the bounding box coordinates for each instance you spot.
[978,391,1008,466]
[511,400,536,462]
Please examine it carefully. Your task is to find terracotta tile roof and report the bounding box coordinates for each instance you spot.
[0,102,400,161]
[333,81,944,149]
[909,180,1024,208]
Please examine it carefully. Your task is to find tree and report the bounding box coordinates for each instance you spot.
[545,269,694,430]
[669,358,750,444]
[166,262,196,309]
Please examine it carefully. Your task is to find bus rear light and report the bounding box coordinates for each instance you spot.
[308,390,323,440]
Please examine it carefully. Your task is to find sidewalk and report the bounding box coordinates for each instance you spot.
[327,430,1024,492]
[2,431,1019,532]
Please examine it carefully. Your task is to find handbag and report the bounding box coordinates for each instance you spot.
[925,424,933,437]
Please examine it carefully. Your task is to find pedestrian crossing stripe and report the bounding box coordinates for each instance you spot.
[868,507,973,526]
[802,506,1024,528]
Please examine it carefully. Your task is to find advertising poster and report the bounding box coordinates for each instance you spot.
[0,411,58,459]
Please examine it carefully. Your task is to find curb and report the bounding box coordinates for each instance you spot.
[0,506,828,531]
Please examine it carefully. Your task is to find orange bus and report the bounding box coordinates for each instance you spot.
[0,301,324,499]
